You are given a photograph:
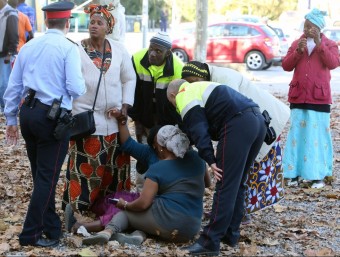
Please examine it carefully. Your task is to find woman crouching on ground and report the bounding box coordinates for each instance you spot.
[82,123,206,245]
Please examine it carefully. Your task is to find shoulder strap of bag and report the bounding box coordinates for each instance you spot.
[91,39,107,111]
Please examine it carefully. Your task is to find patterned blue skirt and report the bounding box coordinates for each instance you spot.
[282,109,333,180]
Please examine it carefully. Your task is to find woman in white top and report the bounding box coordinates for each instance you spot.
[62,4,136,224]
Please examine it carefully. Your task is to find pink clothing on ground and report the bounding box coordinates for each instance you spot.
[90,191,140,226]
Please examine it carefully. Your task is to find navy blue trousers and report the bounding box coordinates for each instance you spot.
[197,108,267,251]
[18,104,69,245]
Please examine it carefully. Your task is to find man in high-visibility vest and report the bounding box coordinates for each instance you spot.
[167,79,267,256]
[128,31,183,191]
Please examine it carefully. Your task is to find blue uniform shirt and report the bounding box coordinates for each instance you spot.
[4,29,86,125]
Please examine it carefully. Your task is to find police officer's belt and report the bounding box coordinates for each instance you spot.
[24,98,50,110]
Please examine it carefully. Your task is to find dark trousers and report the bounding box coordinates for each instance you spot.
[197,108,267,251]
[18,104,69,245]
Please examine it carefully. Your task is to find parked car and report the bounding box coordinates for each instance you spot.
[172,21,281,70]
[229,15,262,23]
[270,26,289,58]
[322,27,340,53]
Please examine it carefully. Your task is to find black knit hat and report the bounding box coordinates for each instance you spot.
[181,61,209,80]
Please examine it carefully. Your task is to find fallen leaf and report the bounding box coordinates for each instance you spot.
[0,243,10,254]
[239,242,257,256]
[273,204,287,213]
[5,187,16,197]
[79,247,98,257]
[65,236,82,248]
[0,221,8,231]
[304,247,335,256]
[260,238,280,246]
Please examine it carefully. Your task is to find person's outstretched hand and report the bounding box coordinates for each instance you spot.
[6,125,19,145]
[106,108,126,124]
[121,104,131,118]
[210,163,223,181]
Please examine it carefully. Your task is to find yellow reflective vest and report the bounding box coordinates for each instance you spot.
[128,48,183,128]
[176,81,220,119]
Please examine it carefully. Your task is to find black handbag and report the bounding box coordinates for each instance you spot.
[70,110,96,140]
[70,40,106,141]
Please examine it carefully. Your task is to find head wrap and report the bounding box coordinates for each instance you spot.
[305,8,327,30]
[157,125,190,158]
[84,4,115,34]
[181,61,209,80]
[150,31,172,49]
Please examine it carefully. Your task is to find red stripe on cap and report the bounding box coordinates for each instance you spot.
[46,10,71,19]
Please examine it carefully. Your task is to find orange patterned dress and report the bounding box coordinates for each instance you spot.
[62,40,131,212]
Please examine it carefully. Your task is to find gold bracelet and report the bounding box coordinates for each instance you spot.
[123,200,128,210]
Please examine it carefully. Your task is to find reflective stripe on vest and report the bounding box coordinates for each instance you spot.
[133,49,152,80]
[176,81,220,119]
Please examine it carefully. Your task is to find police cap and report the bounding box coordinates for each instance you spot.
[42,1,74,19]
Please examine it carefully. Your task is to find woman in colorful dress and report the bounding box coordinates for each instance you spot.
[180,61,290,217]
[62,4,136,221]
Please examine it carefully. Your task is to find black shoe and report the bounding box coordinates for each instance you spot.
[35,238,59,247]
[44,233,64,240]
[181,242,219,256]
[21,238,59,247]
[221,236,238,248]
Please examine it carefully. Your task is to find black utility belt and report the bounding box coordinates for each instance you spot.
[24,98,50,110]
[24,97,70,119]
[24,88,69,120]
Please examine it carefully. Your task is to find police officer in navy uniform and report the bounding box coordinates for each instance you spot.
[4,1,86,247]
[167,79,267,256]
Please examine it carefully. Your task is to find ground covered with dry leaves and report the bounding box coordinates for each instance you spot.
[0,93,339,257]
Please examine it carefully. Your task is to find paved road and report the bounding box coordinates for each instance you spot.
[248,65,340,95]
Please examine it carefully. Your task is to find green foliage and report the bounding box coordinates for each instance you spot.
[121,0,143,15]
[176,0,196,22]
[121,0,165,18]
[251,0,298,20]
[120,0,298,22]
[219,0,298,21]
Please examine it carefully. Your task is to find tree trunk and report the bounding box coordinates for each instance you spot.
[194,0,208,62]
[142,0,149,48]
